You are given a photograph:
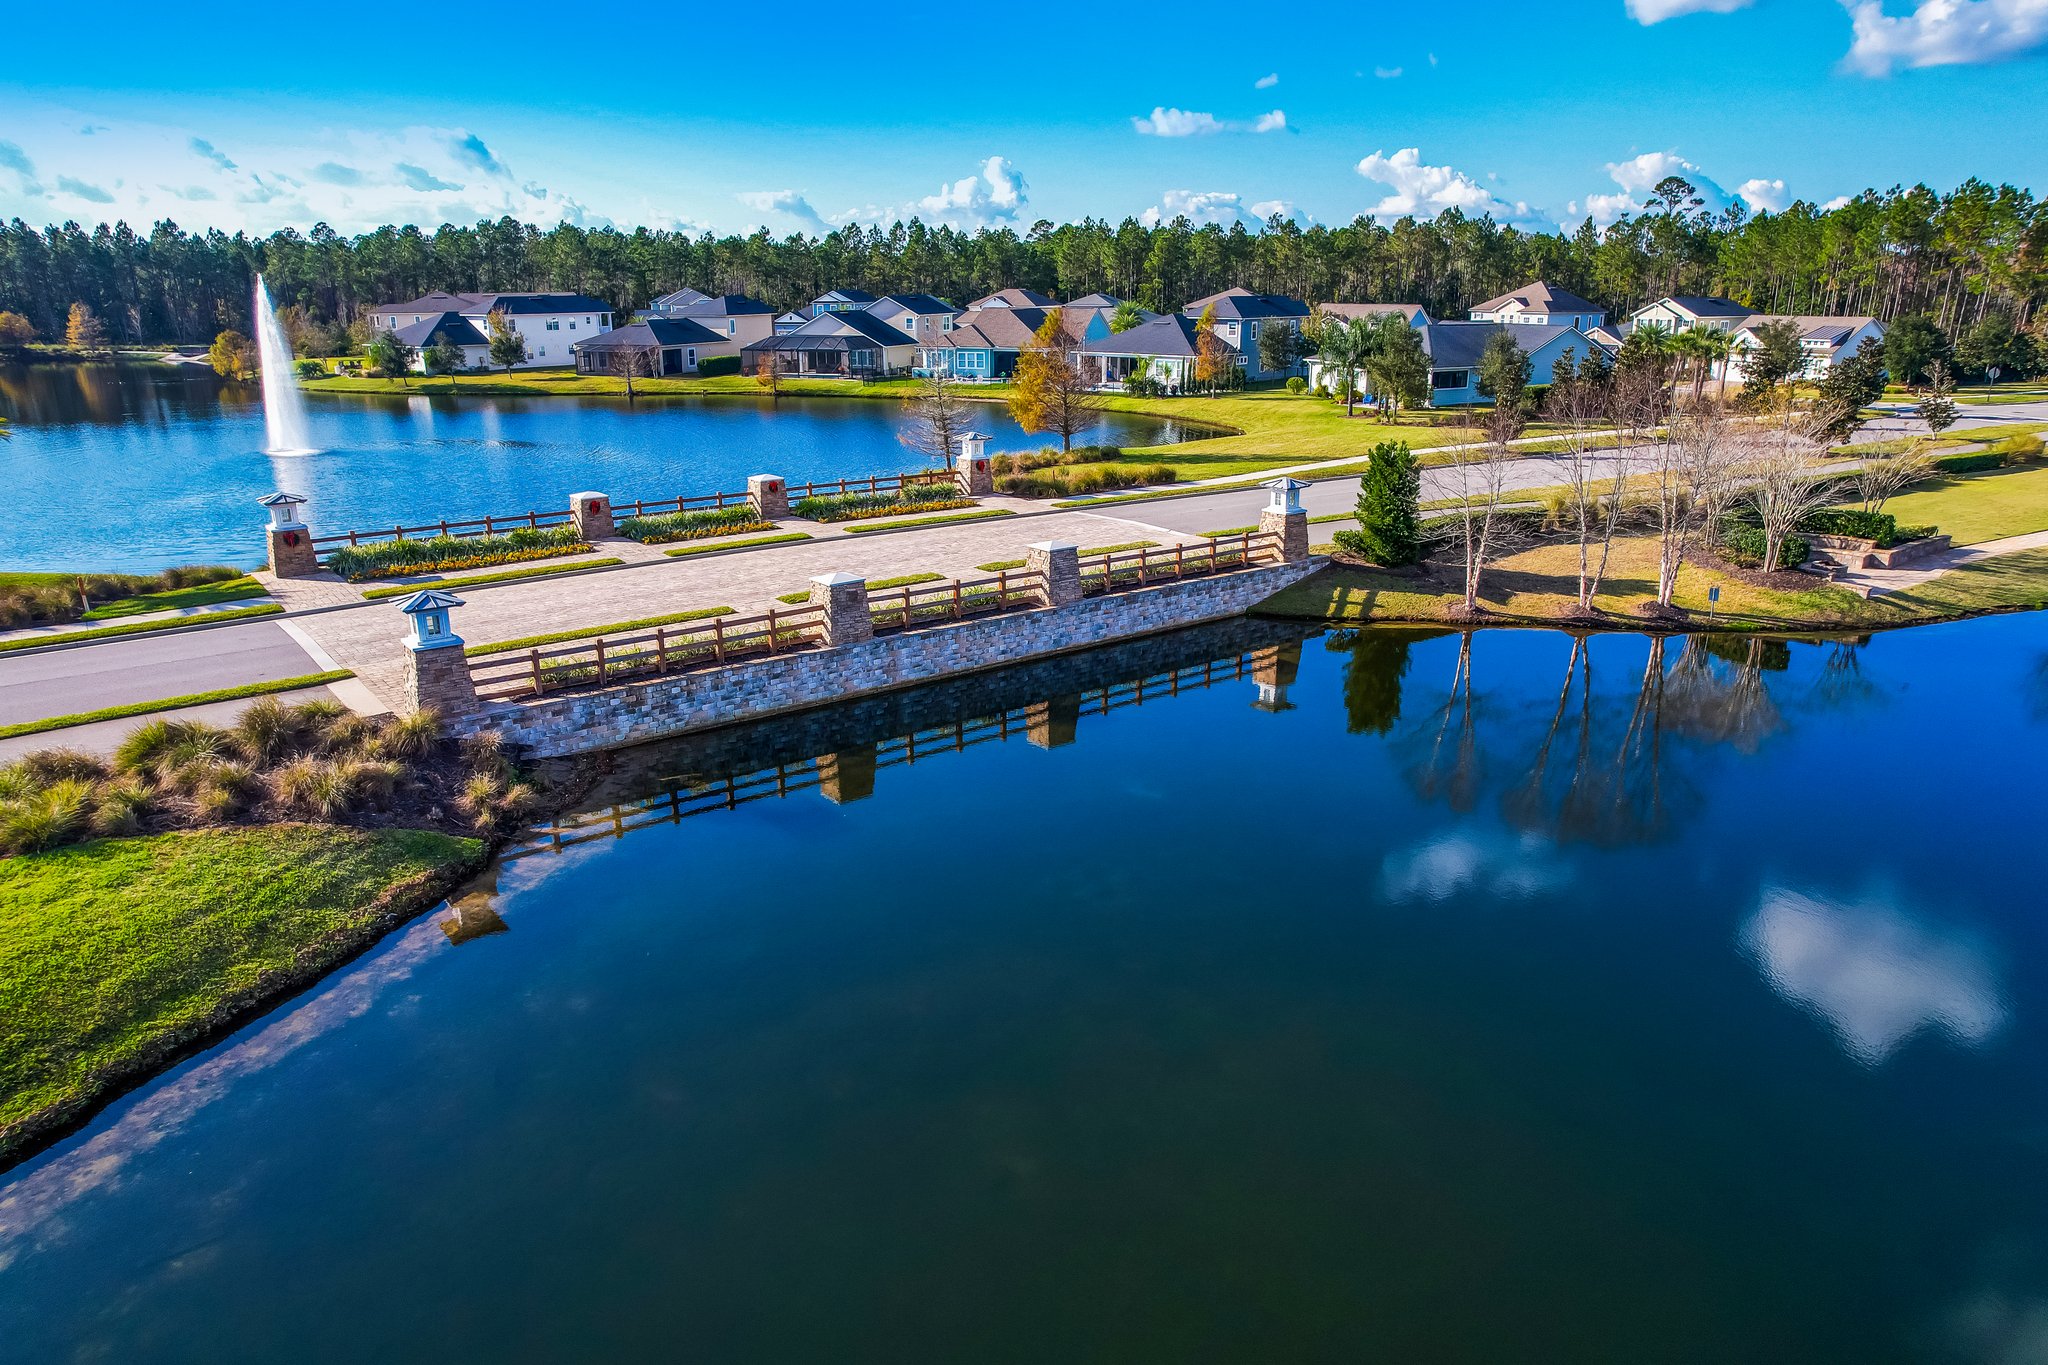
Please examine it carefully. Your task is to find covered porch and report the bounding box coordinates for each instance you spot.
[741,336,889,380]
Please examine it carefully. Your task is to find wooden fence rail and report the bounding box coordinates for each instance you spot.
[614,490,752,519]
[311,506,577,548]
[1078,532,1278,593]
[468,603,827,702]
[787,470,956,500]
[866,569,1043,632]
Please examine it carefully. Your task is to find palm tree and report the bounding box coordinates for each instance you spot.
[1676,324,1733,402]
[1320,318,1370,417]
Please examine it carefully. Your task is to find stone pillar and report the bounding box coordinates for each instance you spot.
[571,491,615,539]
[818,741,878,804]
[1025,693,1081,749]
[397,589,477,718]
[1259,477,1311,564]
[954,434,993,497]
[259,491,319,578]
[748,474,790,521]
[267,524,319,578]
[811,572,873,648]
[1026,541,1082,607]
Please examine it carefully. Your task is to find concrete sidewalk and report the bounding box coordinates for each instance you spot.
[1832,530,2048,597]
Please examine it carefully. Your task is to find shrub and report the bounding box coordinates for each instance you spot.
[325,524,589,582]
[792,481,971,522]
[1348,441,1423,566]
[92,780,152,837]
[616,506,772,544]
[1801,508,1901,546]
[0,563,243,627]
[1720,522,1810,570]
[996,464,1175,498]
[294,359,326,379]
[16,748,108,785]
[1286,376,1308,395]
[1929,452,2003,475]
[0,779,94,855]
[696,354,741,377]
[381,708,442,760]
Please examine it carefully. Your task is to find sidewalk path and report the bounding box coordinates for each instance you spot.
[1833,529,2048,597]
[0,596,280,646]
[0,683,354,763]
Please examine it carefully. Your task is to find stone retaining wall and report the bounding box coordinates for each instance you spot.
[465,559,1322,756]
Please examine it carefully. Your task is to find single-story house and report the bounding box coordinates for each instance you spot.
[741,309,918,378]
[1729,315,1886,379]
[1182,287,1311,380]
[970,287,1056,310]
[810,288,879,317]
[389,312,490,371]
[1468,282,1605,332]
[914,306,1052,380]
[571,317,734,376]
[1421,322,1604,406]
[865,293,959,344]
[1075,312,1240,390]
[365,291,614,368]
[660,293,778,348]
[1629,295,1751,334]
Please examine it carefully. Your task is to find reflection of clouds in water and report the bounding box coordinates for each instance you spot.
[1381,829,1571,903]
[1942,1288,2048,1365]
[0,881,505,1269]
[1742,885,2005,1066]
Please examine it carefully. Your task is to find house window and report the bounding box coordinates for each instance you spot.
[727,320,736,335]
[546,320,560,331]
[538,346,547,357]
[1432,369,1469,390]
[569,321,576,330]
[687,347,696,368]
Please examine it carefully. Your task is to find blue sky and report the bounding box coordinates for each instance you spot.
[1,0,2043,239]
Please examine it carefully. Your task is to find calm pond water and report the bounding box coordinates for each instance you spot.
[5,614,2048,1363]
[0,362,1190,573]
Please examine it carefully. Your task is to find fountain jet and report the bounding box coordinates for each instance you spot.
[253,275,316,455]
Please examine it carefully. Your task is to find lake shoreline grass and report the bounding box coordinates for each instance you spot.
[0,824,490,1171]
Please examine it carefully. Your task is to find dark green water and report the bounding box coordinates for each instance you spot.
[4,615,2047,1363]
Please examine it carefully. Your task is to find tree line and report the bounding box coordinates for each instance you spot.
[1,175,2044,349]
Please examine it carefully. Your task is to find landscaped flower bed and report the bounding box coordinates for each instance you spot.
[615,507,774,545]
[325,527,591,582]
[791,483,972,523]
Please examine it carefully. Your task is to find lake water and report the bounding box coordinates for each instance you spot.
[5,614,2048,1363]
[0,363,1190,572]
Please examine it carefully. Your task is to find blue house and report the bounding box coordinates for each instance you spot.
[810,288,879,318]
[914,306,1051,380]
[1419,322,1603,406]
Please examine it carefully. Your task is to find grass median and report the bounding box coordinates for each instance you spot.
[0,670,355,741]
[843,509,1016,534]
[0,602,284,654]
[664,532,813,558]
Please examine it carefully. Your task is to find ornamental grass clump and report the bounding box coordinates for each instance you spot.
[324,525,589,583]
[0,702,538,858]
[615,506,773,544]
[0,564,244,629]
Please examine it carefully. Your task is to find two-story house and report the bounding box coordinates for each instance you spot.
[1468,282,1605,333]
[1181,287,1311,380]
[864,294,958,345]
[364,291,614,368]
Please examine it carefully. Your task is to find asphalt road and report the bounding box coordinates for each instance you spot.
[0,619,325,727]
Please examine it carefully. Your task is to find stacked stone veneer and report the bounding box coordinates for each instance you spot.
[462,558,1322,757]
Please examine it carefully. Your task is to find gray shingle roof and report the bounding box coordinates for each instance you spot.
[935,307,1053,350]
[1182,287,1311,321]
[971,288,1056,309]
[1420,321,1579,370]
[572,318,724,352]
[1660,295,1751,319]
[672,293,775,317]
[867,293,956,317]
[747,310,915,348]
[1081,313,1233,359]
[390,312,488,348]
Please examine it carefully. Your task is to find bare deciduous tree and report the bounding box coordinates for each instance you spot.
[1444,405,1532,613]
[1548,353,1630,610]
[1736,403,1842,573]
[899,367,973,469]
[1855,450,1931,513]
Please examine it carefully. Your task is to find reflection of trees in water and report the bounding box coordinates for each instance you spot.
[1326,626,1450,736]
[1662,636,1785,754]
[1408,631,1484,814]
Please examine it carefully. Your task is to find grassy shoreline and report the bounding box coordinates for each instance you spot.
[0,824,489,1169]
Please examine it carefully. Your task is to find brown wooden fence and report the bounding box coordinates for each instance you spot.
[467,604,827,702]
[1078,531,1278,593]
[865,569,1042,632]
[311,506,577,549]
[787,470,956,500]
[612,490,753,520]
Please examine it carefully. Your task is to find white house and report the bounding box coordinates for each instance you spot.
[1729,315,1886,379]
[1075,312,1238,390]
[386,312,490,371]
[1628,295,1752,334]
[1182,287,1312,381]
[365,291,614,369]
[1469,281,1605,332]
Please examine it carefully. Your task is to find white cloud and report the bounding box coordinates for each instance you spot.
[1743,883,2006,1065]
[1254,72,1279,88]
[1141,189,1253,227]
[1355,147,1531,222]
[1381,831,1572,904]
[1842,0,2048,74]
[1737,176,1789,211]
[1249,198,1306,222]
[1626,0,1755,21]
[914,155,1027,225]
[1132,107,1288,136]
[1821,193,1855,210]
[1374,65,1404,78]
[396,163,462,193]
[738,188,827,231]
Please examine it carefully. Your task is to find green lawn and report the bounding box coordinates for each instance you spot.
[83,575,269,620]
[0,825,482,1149]
[0,603,285,654]
[1852,465,2048,545]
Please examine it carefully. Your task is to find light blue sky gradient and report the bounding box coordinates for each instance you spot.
[1,0,2042,238]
